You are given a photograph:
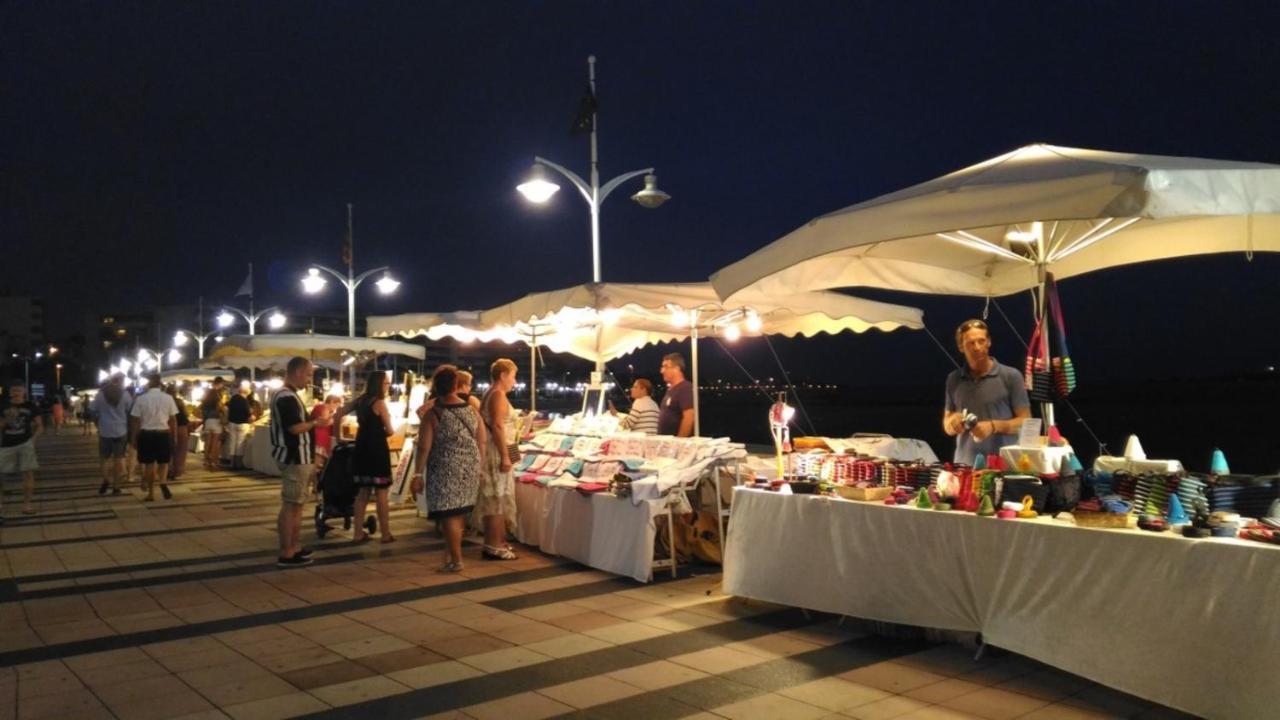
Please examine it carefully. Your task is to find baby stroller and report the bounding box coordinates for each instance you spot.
[314,442,376,539]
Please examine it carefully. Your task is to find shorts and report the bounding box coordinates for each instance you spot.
[226,423,253,455]
[280,463,314,505]
[99,436,128,460]
[0,441,39,474]
[203,419,224,435]
[136,431,173,465]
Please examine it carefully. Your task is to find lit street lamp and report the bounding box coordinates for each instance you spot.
[300,204,401,337]
[517,55,669,283]
[173,297,221,358]
[217,306,286,335]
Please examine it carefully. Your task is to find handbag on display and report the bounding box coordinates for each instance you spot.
[1024,317,1055,402]
[1047,275,1077,397]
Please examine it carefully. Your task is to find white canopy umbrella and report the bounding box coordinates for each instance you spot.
[712,144,1280,306]
[371,282,922,433]
[204,334,425,390]
[367,311,484,343]
[160,368,235,384]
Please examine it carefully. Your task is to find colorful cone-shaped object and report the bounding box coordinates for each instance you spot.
[1047,425,1064,447]
[1210,448,1230,475]
[978,494,996,516]
[1166,493,1190,526]
[1124,434,1146,460]
[973,453,987,470]
[1067,453,1084,474]
[1016,453,1034,472]
[915,487,934,509]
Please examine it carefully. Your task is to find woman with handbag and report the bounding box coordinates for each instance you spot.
[413,365,483,572]
[476,358,520,560]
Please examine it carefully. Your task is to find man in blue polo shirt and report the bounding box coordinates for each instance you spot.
[943,319,1031,464]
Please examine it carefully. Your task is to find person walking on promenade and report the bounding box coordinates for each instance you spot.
[92,374,132,495]
[166,385,190,480]
[226,382,254,470]
[129,373,177,501]
[200,378,227,470]
[351,370,397,544]
[413,365,484,572]
[0,382,44,515]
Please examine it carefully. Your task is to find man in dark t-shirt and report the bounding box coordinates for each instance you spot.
[0,382,44,514]
[227,384,253,469]
[657,353,695,437]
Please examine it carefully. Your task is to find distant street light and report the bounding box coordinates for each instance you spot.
[173,296,220,358]
[516,55,669,284]
[218,305,286,335]
[301,204,401,337]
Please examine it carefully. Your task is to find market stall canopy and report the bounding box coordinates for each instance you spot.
[711,144,1280,301]
[366,311,484,342]
[203,333,425,370]
[384,282,923,364]
[159,368,235,384]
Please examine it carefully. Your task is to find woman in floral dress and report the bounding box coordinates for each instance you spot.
[413,365,484,572]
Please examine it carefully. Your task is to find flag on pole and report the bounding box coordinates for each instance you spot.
[235,264,253,297]
[570,83,596,136]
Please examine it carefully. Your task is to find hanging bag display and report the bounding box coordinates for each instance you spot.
[1046,275,1076,398]
[1024,316,1054,402]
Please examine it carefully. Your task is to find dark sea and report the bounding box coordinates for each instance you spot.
[528,374,1279,475]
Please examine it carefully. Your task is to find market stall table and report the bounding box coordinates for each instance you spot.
[723,488,1280,720]
[514,483,672,583]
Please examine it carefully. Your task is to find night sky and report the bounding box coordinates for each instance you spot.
[5,1,1279,387]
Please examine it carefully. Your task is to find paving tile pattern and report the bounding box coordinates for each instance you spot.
[0,434,1200,719]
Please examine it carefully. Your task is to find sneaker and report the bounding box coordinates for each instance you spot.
[160,485,172,500]
[276,554,313,568]
[297,548,314,558]
[98,481,109,495]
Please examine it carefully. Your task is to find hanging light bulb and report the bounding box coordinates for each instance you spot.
[744,309,763,333]
[724,323,742,342]
[670,307,688,328]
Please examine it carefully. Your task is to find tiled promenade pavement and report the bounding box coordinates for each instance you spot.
[1,433,1196,720]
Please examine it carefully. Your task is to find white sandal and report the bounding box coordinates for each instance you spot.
[482,545,518,560]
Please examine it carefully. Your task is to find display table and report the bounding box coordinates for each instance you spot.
[723,488,1280,720]
[514,482,672,583]
[243,426,281,477]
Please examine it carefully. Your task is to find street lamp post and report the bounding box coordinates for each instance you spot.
[301,204,400,337]
[174,297,219,358]
[517,55,670,284]
[217,305,286,335]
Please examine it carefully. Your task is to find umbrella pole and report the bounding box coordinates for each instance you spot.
[691,315,700,437]
[1036,263,1055,428]
[529,344,537,413]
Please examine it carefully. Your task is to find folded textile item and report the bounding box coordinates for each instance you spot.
[575,482,610,495]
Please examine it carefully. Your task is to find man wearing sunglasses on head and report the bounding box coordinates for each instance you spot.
[942,319,1030,464]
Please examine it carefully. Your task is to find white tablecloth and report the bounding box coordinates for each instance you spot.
[243,427,281,477]
[723,488,1280,720]
[514,483,664,583]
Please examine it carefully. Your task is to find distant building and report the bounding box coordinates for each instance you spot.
[0,296,46,354]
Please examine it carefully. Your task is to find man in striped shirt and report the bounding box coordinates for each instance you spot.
[611,378,660,434]
[271,357,331,567]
